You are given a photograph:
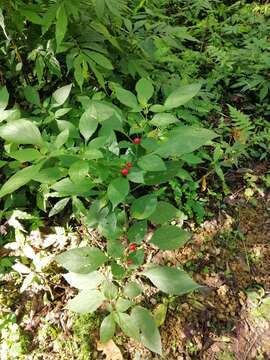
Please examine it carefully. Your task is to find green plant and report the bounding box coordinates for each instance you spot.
[0,79,217,353]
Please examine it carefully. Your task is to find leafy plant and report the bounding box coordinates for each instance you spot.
[0,79,216,353]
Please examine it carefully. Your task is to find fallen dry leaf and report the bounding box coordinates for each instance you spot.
[97,339,123,360]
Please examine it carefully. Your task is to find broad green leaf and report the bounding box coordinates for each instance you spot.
[79,104,99,141]
[149,201,179,224]
[69,160,89,184]
[114,87,138,108]
[0,119,43,145]
[107,177,129,209]
[23,86,40,107]
[150,225,191,250]
[49,198,70,217]
[63,271,104,289]
[56,4,68,49]
[9,149,42,162]
[33,167,67,184]
[111,262,125,280]
[123,282,142,299]
[54,129,69,149]
[131,195,157,220]
[150,104,170,113]
[115,312,140,341]
[138,154,166,172]
[55,108,72,118]
[144,161,180,185]
[0,86,9,110]
[136,78,154,105]
[143,266,200,295]
[51,178,93,196]
[127,220,147,244]
[164,83,201,109]
[115,298,133,312]
[20,9,43,24]
[155,126,217,158]
[68,289,104,313]
[57,120,78,138]
[100,314,115,343]
[131,306,162,355]
[86,50,113,70]
[0,164,42,198]
[150,113,179,127]
[0,109,20,123]
[52,84,72,106]
[55,246,107,274]
[127,167,145,184]
[101,280,118,300]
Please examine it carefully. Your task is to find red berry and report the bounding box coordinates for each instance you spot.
[133,137,141,145]
[126,162,133,168]
[127,259,133,266]
[121,168,129,176]
[129,243,137,251]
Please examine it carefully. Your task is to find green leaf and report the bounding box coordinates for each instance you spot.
[107,177,129,209]
[0,164,42,198]
[0,86,9,110]
[79,104,99,142]
[101,280,118,300]
[63,271,105,289]
[149,201,179,224]
[56,4,68,49]
[49,198,70,217]
[123,282,142,299]
[21,9,43,25]
[144,161,180,185]
[127,168,145,184]
[100,314,116,343]
[164,83,201,109]
[150,113,179,127]
[33,167,67,184]
[0,119,43,145]
[155,126,217,158]
[115,298,133,312]
[153,303,167,327]
[127,220,147,244]
[138,154,166,172]
[131,195,157,220]
[23,86,40,107]
[55,246,107,274]
[115,312,140,341]
[69,160,89,184]
[51,178,93,196]
[86,51,113,70]
[135,78,154,105]
[9,149,42,162]
[114,87,138,108]
[150,225,190,250]
[131,306,162,355]
[143,266,200,295]
[68,289,104,313]
[54,129,70,149]
[52,84,72,106]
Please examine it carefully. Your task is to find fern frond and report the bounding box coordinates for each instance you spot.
[228,105,254,144]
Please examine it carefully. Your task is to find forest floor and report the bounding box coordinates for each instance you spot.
[1,187,270,360]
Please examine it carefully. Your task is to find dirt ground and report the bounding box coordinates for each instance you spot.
[139,193,270,360]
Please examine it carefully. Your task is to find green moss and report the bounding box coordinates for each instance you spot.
[71,312,101,359]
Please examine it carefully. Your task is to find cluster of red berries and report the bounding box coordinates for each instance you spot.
[127,243,137,266]
[120,137,141,176]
